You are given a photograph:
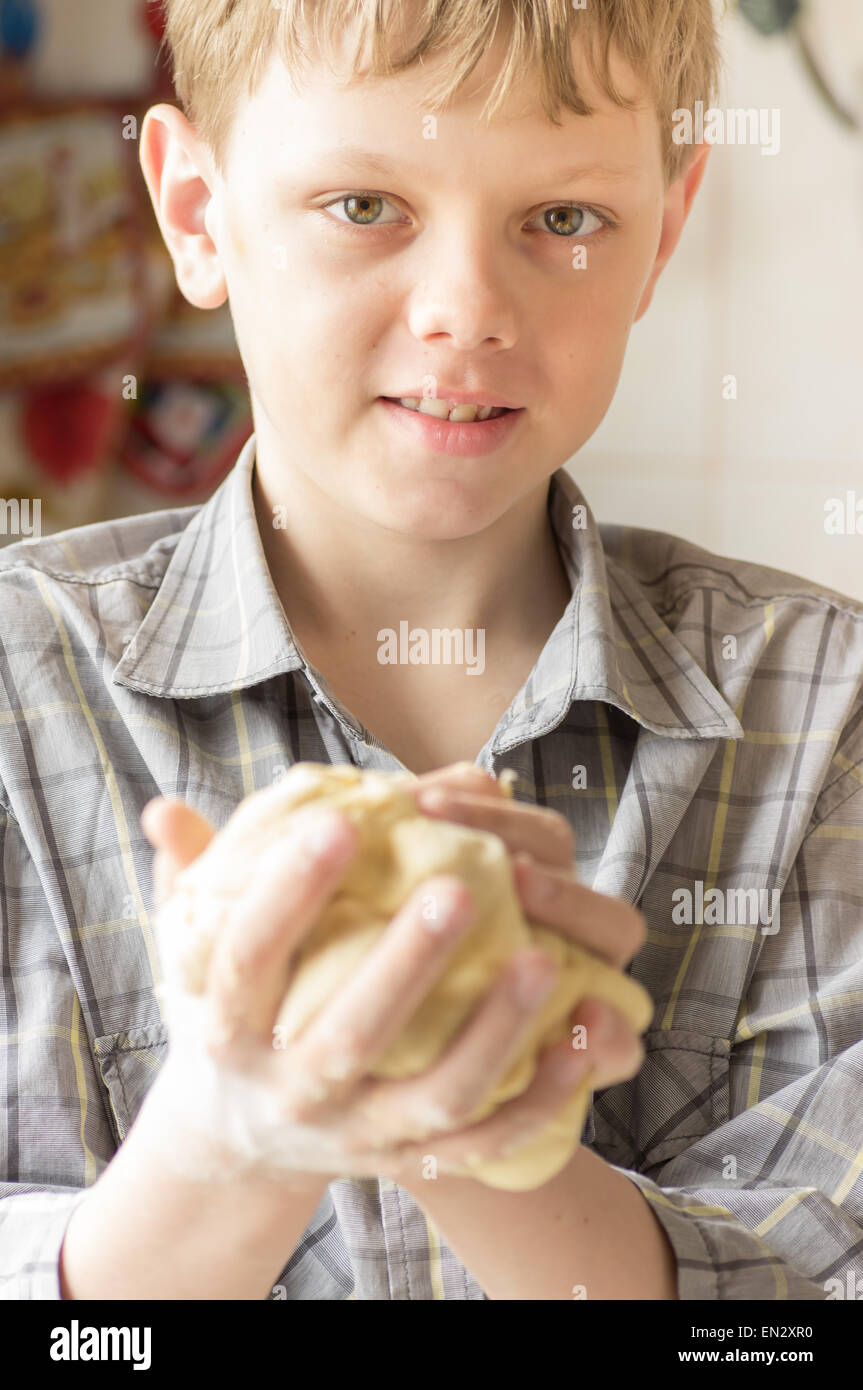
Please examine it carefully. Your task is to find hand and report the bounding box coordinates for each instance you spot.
[370,761,649,1181]
[138,785,602,1186]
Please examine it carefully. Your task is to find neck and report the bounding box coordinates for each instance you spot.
[251,443,572,650]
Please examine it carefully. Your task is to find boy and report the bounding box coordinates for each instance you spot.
[1,0,862,1301]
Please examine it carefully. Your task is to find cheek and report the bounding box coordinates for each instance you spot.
[546,281,628,374]
[220,191,254,274]
[565,242,649,359]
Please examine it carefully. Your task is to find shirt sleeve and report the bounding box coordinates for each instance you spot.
[606,777,863,1301]
[0,799,115,1299]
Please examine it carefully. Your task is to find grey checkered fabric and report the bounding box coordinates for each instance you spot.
[2,433,862,1299]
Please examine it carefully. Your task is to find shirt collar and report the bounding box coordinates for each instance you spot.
[112,433,743,744]
[501,465,745,748]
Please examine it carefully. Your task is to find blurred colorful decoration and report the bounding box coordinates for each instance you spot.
[0,0,39,56]
[0,0,39,102]
[0,95,251,531]
[0,0,251,540]
[140,0,166,46]
[21,378,120,484]
[139,0,174,99]
[120,379,253,498]
[736,0,863,128]
[0,105,150,385]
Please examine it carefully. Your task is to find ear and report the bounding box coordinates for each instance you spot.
[139,103,228,311]
[633,143,711,323]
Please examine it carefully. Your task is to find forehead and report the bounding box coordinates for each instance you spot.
[224,24,660,189]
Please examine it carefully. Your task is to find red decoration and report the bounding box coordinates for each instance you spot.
[21,384,117,484]
[142,0,166,45]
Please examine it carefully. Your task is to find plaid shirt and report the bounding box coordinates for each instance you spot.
[2,432,862,1300]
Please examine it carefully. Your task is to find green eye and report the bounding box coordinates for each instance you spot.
[322,193,404,227]
[343,194,384,224]
[322,193,613,239]
[545,207,587,236]
[538,205,607,238]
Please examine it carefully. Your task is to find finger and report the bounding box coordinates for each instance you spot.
[511,855,647,966]
[206,807,359,1046]
[566,997,646,1092]
[391,1000,644,1180]
[357,946,559,1146]
[410,762,508,799]
[144,799,219,912]
[153,849,184,912]
[414,787,574,866]
[283,875,477,1119]
[142,796,216,864]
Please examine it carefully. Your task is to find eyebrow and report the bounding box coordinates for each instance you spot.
[308,146,641,184]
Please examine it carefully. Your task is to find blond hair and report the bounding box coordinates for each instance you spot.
[161,0,725,185]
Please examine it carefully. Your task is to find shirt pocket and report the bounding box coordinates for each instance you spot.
[589,1029,731,1176]
[94,1022,169,1145]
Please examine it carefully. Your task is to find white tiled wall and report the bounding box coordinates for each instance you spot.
[572,8,863,601]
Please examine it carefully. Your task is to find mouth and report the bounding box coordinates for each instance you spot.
[379,396,515,423]
[376,396,526,459]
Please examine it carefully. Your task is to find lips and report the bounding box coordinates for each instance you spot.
[381,387,523,409]
[380,397,513,423]
[376,396,526,458]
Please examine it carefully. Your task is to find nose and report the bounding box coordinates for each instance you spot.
[405,226,518,351]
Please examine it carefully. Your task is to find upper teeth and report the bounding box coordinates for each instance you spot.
[397,397,505,422]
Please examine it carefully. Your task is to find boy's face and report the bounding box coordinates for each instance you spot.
[150,23,705,541]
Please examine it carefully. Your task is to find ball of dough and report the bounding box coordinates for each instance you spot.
[156,762,653,1190]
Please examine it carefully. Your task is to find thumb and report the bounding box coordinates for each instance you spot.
[142,796,217,908]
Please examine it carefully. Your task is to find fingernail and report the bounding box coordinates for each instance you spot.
[300,809,350,856]
[594,1004,622,1044]
[420,883,473,934]
[140,798,164,834]
[512,853,535,884]
[512,955,556,1008]
[572,999,619,1049]
[552,1046,588,1084]
[417,788,449,811]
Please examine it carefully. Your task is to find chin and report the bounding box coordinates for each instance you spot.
[363,468,507,536]
[370,494,502,543]
[401,520,490,543]
[374,511,490,543]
